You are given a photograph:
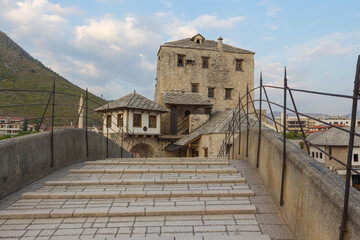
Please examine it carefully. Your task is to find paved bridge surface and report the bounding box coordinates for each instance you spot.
[0,157,292,240]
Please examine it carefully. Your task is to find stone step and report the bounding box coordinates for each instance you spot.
[103,236,271,240]
[0,204,256,219]
[21,189,254,199]
[106,157,229,162]
[44,178,246,186]
[84,161,229,165]
[69,168,238,174]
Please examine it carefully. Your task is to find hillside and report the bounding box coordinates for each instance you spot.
[0,31,107,127]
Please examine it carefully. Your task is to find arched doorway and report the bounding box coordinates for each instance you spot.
[130,143,155,158]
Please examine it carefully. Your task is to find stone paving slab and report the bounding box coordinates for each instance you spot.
[0,214,271,239]
[84,161,229,165]
[0,205,257,219]
[0,158,292,239]
[21,189,254,199]
[105,157,229,162]
[69,168,238,174]
[44,178,246,186]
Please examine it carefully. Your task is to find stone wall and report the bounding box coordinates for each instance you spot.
[189,114,209,132]
[155,45,254,111]
[197,133,225,157]
[230,126,360,240]
[0,128,131,199]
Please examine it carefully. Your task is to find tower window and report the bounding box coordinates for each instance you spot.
[202,57,209,69]
[208,87,215,98]
[235,59,244,71]
[191,83,199,93]
[225,88,232,99]
[177,54,184,67]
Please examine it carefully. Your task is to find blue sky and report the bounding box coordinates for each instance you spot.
[0,0,359,115]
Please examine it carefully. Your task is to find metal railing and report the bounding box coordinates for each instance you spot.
[0,79,137,164]
[218,56,360,240]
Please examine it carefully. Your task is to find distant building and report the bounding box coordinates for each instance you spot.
[306,124,347,134]
[307,127,360,189]
[315,116,360,127]
[275,113,316,132]
[0,116,24,135]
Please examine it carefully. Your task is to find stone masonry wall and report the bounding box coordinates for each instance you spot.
[189,114,209,132]
[0,129,130,199]
[155,45,254,111]
[231,126,360,240]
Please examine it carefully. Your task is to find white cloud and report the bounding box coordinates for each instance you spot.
[263,37,274,40]
[289,32,360,62]
[139,54,156,71]
[266,6,282,17]
[154,12,245,41]
[192,15,245,29]
[0,0,79,42]
[0,2,247,100]
[162,0,172,8]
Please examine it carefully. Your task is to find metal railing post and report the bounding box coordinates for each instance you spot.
[246,85,249,157]
[280,67,287,206]
[238,93,242,155]
[106,103,109,158]
[50,78,55,168]
[256,72,263,168]
[85,88,88,157]
[339,55,360,240]
[38,92,52,132]
[288,88,310,154]
[232,110,235,159]
[263,86,279,132]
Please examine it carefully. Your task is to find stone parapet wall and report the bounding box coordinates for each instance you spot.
[0,128,130,199]
[231,126,360,240]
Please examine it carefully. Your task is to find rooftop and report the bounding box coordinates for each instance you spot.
[162,92,213,106]
[307,126,360,146]
[160,34,255,54]
[166,109,255,150]
[95,92,168,113]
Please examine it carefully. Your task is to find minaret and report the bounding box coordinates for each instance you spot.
[78,94,84,128]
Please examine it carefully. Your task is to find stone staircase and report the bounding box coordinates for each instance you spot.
[0,157,271,239]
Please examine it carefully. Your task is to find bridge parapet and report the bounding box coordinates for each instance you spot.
[231,127,360,240]
[0,128,130,199]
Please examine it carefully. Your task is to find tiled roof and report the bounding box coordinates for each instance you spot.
[161,37,255,54]
[307,127,360,147]
[166,109,257,150]
[95,92,168,112]
[309,124,347,129]
[162,92,213,106]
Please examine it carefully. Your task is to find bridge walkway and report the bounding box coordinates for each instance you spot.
[0,157,292,240]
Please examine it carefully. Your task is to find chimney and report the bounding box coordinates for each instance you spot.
[218,36,223,52]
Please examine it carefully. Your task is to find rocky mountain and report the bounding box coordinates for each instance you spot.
[0,31,107,127]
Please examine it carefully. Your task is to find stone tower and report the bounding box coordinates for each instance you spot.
[154,33,255,134]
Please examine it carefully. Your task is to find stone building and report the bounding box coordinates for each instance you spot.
[307,127,360,189]
[154,33,255,135]
[95,92,169,157]
[0,116,24,135]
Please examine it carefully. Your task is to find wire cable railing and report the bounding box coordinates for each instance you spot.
[0,80,137,166]
[218,55,360,240]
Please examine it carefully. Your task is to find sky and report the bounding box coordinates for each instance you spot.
[0,0,359,115]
